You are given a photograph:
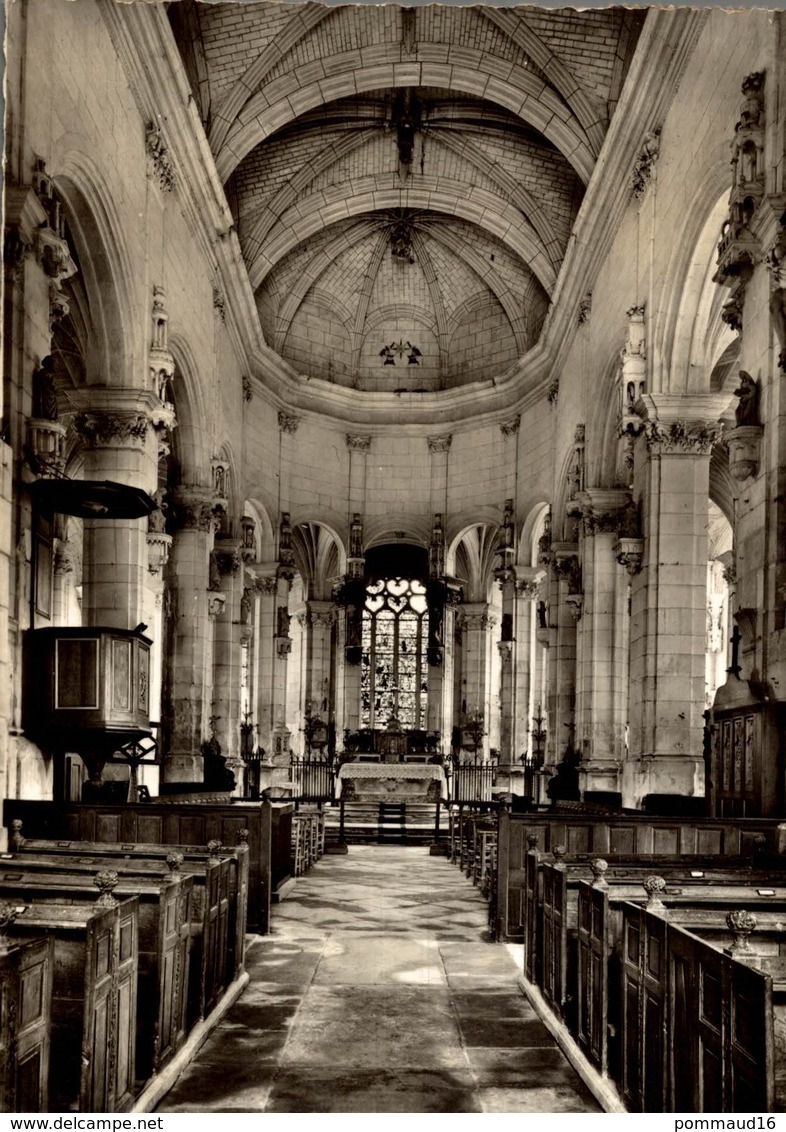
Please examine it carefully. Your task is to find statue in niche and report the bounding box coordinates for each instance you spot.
[208,550,221,591]
[349,514,363,560]
[734,370,761,427]
[32,356,59,421]
[276,606,290,638]
[148,488,168,534]
[213,464,226,498]
[240,587,253,625]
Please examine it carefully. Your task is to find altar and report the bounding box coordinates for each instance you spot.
[336,762,447,801]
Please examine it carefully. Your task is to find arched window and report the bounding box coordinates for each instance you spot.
[361,578,428,728]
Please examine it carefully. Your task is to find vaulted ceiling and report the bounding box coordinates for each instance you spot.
[170,2,644,391]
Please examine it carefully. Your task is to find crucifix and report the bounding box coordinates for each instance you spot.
[727,624,742,677]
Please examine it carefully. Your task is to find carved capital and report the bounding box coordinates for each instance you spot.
[457,609,495,632]
[146,124,176,192]
[500,415,520,437]
[278,411,300,435]
[172,488,223,533]
[74,411,149,448]
[346,434,371,452]
[645,419,722,456]
[547,377,559,404]
[427,435,452,452]
[577,292,592,325]
[214,548,241,577]
[254,575,278,596]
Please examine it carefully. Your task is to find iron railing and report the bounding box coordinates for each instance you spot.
[450,761,496,804]
[290,758,334,804]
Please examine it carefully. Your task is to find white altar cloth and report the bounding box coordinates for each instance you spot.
[336,762,447,800]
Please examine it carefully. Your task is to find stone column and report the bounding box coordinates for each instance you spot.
[509,568,547,763]
[161,488,220,784]
[211,539,243,790]
[251,571,278,755]
[543,544,581,768]
[72,391,159,629]
[624,395,725,806]
[457,603,495,758]
[574,490,632,794]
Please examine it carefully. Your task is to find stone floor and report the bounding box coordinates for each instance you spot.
[158,845,601,1113]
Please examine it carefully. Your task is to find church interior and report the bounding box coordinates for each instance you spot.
[3,0,786,1114]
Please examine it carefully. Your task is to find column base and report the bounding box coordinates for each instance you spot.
[579,762,621,796]
[620,755,705,810]
[162,753,205,785]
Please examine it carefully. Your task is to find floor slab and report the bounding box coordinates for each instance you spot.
[158,844,601,1113]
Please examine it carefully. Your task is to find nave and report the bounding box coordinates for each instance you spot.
[157,846,599,1114]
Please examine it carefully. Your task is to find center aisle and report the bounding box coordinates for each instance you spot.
[158,845,601,1113]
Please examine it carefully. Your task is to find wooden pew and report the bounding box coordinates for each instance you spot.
[496,809,782,940]
[16,836,249,983]
[2,897,138,1112]
[1,850,228,1027]
[537,856,786,1032]
[574,873,786,1091]
[4,799,296,934]
[620,900,786,1111]
[0,920,52,1113]
[0,867,192,1082]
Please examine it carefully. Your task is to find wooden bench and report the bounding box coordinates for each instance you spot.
[4,799,295,934]
[15,835,249,983]
[1,898,138,1112]
[574,872,786,1090]
[1,850,228,1027]
[536,856,786,1032]
[0,925,52,1112]
[620,900,786,1111]
[497,810,781,940]
[0,867,192,1082]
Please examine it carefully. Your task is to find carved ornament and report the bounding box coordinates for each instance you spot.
[74,411,149,448]
[547,377,559,404]
[427,435,452,452]
[565,594,583,621]
[212,286,226,322]
[577,292,592,325]
[500,415,520,437]
[53,540,74,575]
[255,575,278,596]
[615,537,645,576]
[207,592,226,619]
[146,124,176,192]
[172,489,223,532]
[346,434,371,451]
[645,420,722,455]
[631,129,661,199]
[724,424,763,482]
[278,411,300,435]
[146,532,172,576]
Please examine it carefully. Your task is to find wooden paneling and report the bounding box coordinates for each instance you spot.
[0,937,52,1113]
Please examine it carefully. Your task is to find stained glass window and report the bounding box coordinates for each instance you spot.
[361,577,428,728]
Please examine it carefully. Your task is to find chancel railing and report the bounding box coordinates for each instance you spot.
[290,758,334,804]
[450,760,496,805]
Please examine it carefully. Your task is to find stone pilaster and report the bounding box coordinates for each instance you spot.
[346,435,371,517]
[624,395,726,806]
[427,434,452,513]
[547,544,580,764]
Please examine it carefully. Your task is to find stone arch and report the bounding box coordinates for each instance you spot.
[52,147,141,388]
[448,521,500,601]
[216,54,595,186]
[168,334,211,486]
[249,176,557,295]
[653,169,734,395]
[518,501,552,568]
